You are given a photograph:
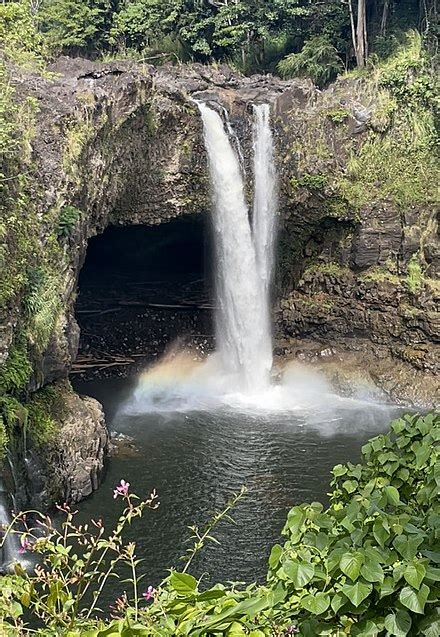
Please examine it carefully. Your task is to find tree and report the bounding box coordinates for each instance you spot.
[39,0,115,54]
[348,0,367,68]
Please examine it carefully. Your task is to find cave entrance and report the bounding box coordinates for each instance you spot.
[74,215,213,379]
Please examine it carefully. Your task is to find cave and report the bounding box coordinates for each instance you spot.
[74,215,213,377]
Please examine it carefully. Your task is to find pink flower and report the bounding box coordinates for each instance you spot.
[142,585,156,601]
[19,537,32,554]
[113,479,130,499]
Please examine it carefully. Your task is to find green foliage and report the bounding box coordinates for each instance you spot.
[326,108,350,125]
[375,31,438,112]
[56,205,82,239]
[406,253,424,294]
[39,0,114,54]
[0,61,45,309]
[0,413,438,635]
[267,412,440,635]
[0,344,32,395]
[360,266,400,285]
[0,0,49,68]
[278,36,343,87]
[26,385,62,446]
[298,173,329,191]
[0,396,26,460]
[336,34,438,212]
[23,267,62,353]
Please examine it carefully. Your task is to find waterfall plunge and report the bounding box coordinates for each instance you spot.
[197,102,277,394]
[128,102,387,413]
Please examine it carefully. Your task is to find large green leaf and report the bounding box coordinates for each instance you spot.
[283,560,315,588]
[268,544,282,569]
[384,610,412,636]
[341,581,372,607]
[361,560,384,583]
[414,443,430,468]
[300,592,330,615]
[351,619,381,636]
[379,576,396,599]
[169,572,197,595]
[404,560,426,589]
[342,479,358,494]
[393,535,423,560]
[399,584,429,614]
[373,519,390,547]
[384,485,401,506]
[340,552,363,580]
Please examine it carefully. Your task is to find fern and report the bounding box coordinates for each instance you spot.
[56,205,82,239]
[277,36,343,87]
[24,268,62,352]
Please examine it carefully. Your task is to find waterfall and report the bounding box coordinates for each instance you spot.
[0,477,25,571]
[197,102,277,394]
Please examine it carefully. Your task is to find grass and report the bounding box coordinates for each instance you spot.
[406,253,424,294]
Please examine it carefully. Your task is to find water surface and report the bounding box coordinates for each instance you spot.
[74,376,397,588]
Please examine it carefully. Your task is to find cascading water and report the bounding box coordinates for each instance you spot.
[197,102,276,393]
[127,101,387,413]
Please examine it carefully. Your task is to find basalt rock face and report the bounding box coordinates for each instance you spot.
[2,58,438,505]
[23,390,108,509]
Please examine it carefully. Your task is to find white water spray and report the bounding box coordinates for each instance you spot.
[197,102,276,393]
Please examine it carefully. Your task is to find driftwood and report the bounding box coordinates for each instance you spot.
[76,308,122,315]
[117,301,214,310]
[71,354,136,372]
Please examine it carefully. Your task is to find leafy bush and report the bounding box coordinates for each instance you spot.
[277,36,343,87]
[375,31,438,111]
[0,413,438,635]
[0,0,49,68]
[326,108,350,125]
[268,412,439,636]
[0,396,25,460]
[56,205,82,239]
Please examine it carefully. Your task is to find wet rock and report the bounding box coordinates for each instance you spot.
[26,390,108,509]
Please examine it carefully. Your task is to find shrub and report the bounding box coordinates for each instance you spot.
[278,36,343,87]
[268,412,440,635]
[0,0,49,68]
[56,205,82,239]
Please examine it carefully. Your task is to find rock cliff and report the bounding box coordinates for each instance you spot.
[1,58,438,506]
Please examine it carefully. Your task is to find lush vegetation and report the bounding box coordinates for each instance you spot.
[0,412,438,635]
[0,0,438,80]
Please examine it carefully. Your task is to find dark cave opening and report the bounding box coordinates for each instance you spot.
[74,215,213,379]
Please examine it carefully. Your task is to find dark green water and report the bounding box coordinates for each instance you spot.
[73,375,398,595]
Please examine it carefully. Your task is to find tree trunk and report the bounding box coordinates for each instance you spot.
[348,0,365,68]
[380,0,390,36]
[356,0,368,67]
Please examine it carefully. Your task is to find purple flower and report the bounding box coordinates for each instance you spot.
[285,627,299,635]
[142,585,156,601]
[113,479,130,499]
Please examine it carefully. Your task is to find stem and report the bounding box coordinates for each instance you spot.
[130,550,138,621]
[181,486,246,575]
